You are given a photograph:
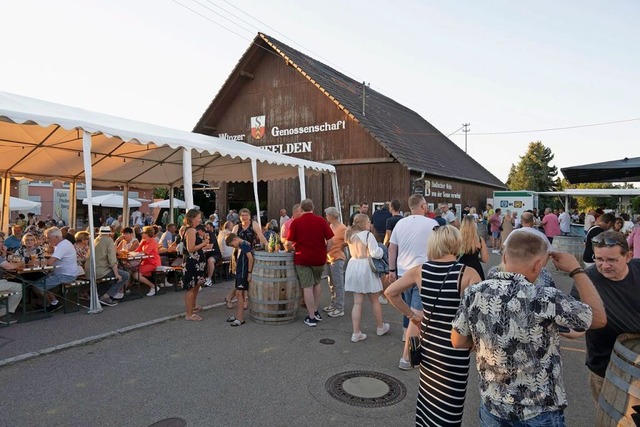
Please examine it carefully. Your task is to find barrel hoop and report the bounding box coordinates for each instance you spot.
[251,298,299,305]
[254,254,294,261]
[251,308,298,316]
[613,336,640,365]
[251,277,299,284]
[598,394,624,423]
[251,315,297,323]
[612,349,640,379]
[604,366,640,399]
[254,265,296,270]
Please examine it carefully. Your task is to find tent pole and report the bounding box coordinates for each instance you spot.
[169,187,175,223]
[82,131,102,314]
[251,159,261,229]
[183,149,194,210]
[298,166,306,201]
[69,179,77,229]
[123,185,130,227]
[1,173,11,234]
[330,172,342,224]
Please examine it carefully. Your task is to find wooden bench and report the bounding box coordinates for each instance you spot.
[153,266,183,294]
[0,291,21,327]
[62,276,118,312]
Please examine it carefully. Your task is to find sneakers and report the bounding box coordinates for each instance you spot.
[314,311,323,322]
[99,295,118,307]
[323,305,336,313]
[0,313,18,324]
[378,295,389,305]
[327,309,344,317]
[399,357,413,370]
[113,291,125,300]
[203,278,212,287]
[46,300,62,313]
[376,323,390,336]
[304,316,317,327]
[351,332,367,343]
[146,287,156,297]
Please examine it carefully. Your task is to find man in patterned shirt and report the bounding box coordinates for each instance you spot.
[452,231,606,425]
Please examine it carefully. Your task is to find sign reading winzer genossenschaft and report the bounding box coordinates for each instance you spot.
[218,116,346,155]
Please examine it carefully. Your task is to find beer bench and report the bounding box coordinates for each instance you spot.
[0,291,21,327]
[153,266,183,294]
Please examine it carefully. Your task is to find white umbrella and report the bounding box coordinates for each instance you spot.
[148,198,198,209]
[0,194,42,211]
[82,193,142,208]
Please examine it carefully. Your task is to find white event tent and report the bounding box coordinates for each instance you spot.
[0,91,340,313]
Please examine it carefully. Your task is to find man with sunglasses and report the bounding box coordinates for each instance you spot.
[571,230,640,403]
[582,212,615,267]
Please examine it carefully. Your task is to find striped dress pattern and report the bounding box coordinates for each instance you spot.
[416,261,470,427]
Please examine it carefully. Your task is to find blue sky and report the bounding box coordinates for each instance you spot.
[2,0,638,184]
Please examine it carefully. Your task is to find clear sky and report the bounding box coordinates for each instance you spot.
[2,0,638,184]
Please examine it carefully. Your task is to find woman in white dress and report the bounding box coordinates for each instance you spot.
[344,214,390,343]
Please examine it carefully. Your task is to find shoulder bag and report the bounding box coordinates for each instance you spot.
[409,263,457,367]
[366,232,389,276]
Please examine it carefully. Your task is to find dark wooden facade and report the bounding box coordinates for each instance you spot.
[196,34,504,222]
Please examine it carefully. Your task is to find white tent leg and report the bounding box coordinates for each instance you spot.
[251,159,262,229]
[183,149,194,209]
[169,187,175,223]
[330,173,342,223]
[83,131,102,314]
[123,185,130,227]
[1,173,11,234]
[298,166,306,201]
[69,180,77,229]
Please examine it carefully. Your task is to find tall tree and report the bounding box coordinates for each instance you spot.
[507,141,558,192]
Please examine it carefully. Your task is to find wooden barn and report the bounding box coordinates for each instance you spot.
[194,33,505,221]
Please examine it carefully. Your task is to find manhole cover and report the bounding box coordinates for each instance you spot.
[148,418,187,427]
[319,338,335,345]
[325,370,406,408]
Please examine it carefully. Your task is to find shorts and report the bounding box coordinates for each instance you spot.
[491,231,501,239]
[235,277,249,291]
[403,284,422,310]
[295,265,324,288]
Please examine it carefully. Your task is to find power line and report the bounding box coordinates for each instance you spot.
[464,117,640,136]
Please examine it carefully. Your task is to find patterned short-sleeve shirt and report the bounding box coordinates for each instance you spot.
[452,271,592,421]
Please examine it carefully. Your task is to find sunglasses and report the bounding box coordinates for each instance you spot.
[591,235,628,250]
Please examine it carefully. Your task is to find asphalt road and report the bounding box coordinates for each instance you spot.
[0,253,597,426]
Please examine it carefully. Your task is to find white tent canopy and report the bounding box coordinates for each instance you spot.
[148,198,197,209]
[0,194,42,211]
[0,91,341,314]
[82,193,142,208]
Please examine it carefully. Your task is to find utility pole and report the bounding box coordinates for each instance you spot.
[362,82,366,116]
[462,123,470,153]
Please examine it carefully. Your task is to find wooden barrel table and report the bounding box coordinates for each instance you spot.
[249,251,301,325]
[595,334,640,427]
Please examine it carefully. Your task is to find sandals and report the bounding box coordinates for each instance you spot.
[225,297,234,309]
[185,314,203,322]
[230,319,245,327]
[226,316,237,322]
[193,305,202,313]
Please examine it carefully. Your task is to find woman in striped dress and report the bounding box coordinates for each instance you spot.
[385,225,481,426]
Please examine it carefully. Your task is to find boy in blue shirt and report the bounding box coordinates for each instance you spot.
[225,233,253,326]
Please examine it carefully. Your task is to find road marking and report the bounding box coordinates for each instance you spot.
[561,346,586,353]
[0,302,226,368]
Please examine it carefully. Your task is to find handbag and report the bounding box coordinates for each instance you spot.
[408,263,457,367]
[366,232,388,276]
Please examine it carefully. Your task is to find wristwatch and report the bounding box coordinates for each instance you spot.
[389,269,397,272]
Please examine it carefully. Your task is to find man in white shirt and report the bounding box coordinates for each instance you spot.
[558,208,571,236]
[389,194,439,370]
[584,209,596,234]
[439,203,459,228]
[279,208,290,232]
[35,227,83,311]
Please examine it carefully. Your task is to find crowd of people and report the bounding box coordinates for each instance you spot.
[2,199,639,426]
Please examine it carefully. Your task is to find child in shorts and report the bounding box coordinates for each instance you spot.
[225,233,253,326]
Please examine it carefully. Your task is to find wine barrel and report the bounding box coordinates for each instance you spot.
[552,235,585,274]
[249,251,301,325]
[595,334,640,427]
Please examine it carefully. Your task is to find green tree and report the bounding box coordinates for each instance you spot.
[507,141,558,192]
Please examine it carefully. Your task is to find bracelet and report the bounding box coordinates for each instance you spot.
[248,271,252,274]
[389,269,397,272]
[569,267,586,278]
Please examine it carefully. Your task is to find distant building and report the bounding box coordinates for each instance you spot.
[194,33,505,220]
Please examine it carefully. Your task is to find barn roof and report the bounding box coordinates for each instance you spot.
[195,33,505,189]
